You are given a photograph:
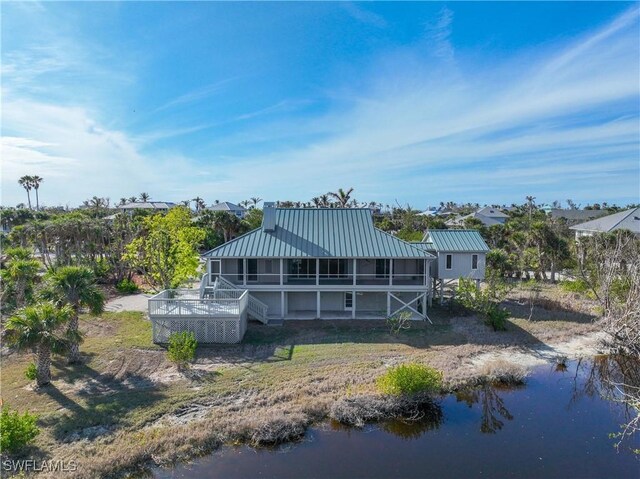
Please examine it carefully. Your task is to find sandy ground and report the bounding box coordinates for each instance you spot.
[104,293,150,313]
[470,330,607,370]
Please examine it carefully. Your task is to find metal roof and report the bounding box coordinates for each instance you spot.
[118,201,176,210]
[204,208,434,259]
[207,201,246,212]
[569,207,640,234]
[422,230,490,252]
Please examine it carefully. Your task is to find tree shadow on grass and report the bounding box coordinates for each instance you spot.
[40,359,167,442]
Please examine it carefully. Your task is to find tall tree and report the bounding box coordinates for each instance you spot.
[31,175,44,210]
[328,187,354,208]
[41,266,105,364]
[0,248,40,312]
[192,197,205,213]
[6,303,75,387]
[211,211,243,243]
[18,176,33,210]
[250,197,263,207]
[124,207,205,290]
[139,192,151,202]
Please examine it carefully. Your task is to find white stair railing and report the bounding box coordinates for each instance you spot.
[210,275,269,324]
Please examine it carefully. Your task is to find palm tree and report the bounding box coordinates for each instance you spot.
[31,175,44,210]
[2,258,40,309]
[18,176,33,210]
[139,192,151,202]
[5,303,75,387]
[250,197,263,207]
[328,187,354,208]
[211,211,242,242]
[118,198,128,206]
[41,266,105,364]
[526,196,536,224]
[128,196,138,203]
[192,197,205,213]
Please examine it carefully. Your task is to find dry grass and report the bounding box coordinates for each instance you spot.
[0,284,603,478]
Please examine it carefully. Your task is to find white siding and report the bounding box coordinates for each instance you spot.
[437,252,486,280]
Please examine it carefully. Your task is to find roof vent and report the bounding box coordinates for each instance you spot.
[263,202,276,232]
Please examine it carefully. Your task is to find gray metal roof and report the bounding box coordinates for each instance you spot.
[204,208,434,258]
[208,201,246,212]
[569,207,640,234]
[422,230,490,252]
[118,201,176,210]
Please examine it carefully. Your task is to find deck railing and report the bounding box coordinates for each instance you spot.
[148,288,248,318]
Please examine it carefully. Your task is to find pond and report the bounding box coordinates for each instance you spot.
[155,357,639,479]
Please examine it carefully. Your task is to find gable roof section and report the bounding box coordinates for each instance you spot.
[476,206,508,218]
[569,208,640,234]
[208,201,245,212]
[422,230,490,252]
[118,201,175,210]
[204,208,434,258]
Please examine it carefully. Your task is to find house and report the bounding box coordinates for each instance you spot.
[203,203,435,321]
[546,208,609,225]
[569,207,640,239]
[417,229,490,303]
[117,201,176,214]
[446,206,508,227]
[207,201,246,218]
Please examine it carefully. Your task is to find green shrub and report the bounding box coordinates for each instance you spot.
[559,279,589,293]
[456,277,510,331]
[24,363,37,381]
[0,406,40,453]
[377,363,443,396]
[485,304,509,331]
[167,331,197,367]
[386,311,412,334]
[116,278,139,294]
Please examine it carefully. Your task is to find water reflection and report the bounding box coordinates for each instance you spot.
[455,383,519,434]
[379,408,444,440]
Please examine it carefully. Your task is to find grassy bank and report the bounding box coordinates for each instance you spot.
[0,284,599,478]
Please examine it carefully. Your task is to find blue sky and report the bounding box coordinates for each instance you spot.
[2,2,639,209]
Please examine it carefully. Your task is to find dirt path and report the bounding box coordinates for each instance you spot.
[105,293,150,313]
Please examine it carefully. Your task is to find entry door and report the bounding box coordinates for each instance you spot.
[344,292,353,311]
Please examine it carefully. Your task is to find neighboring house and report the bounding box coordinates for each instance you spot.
[416,230,490,303]
[446,206,508,227]
[207,201,246,218]
[117,201,176,214]
[547,208,609,224]
[569,207,640,239]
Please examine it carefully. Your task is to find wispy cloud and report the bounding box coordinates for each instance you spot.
[1,5,638,207]
[341,3,387,29]
[153,78,238,112]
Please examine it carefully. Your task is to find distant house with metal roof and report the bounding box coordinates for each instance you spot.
[194,203,435,323]
[207,201,246,218]
[547,208,609,224]
[446,206,508,227]
[569,207,640,238]
[117,201,176,214]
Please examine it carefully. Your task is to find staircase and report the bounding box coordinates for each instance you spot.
[210,276,270,324]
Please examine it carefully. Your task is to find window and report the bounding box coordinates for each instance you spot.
[445,254,452,270]
[472,254,478,270]
[375,259,390,278]
[210,260,221,279]
[237,259,244,281]
[319,259,348,279]
[288,259,316,279]
[247,259,258,281]
[265,260,273,274]
[344,292,353,310]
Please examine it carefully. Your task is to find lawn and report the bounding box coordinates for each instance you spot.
[0,284,599,478]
